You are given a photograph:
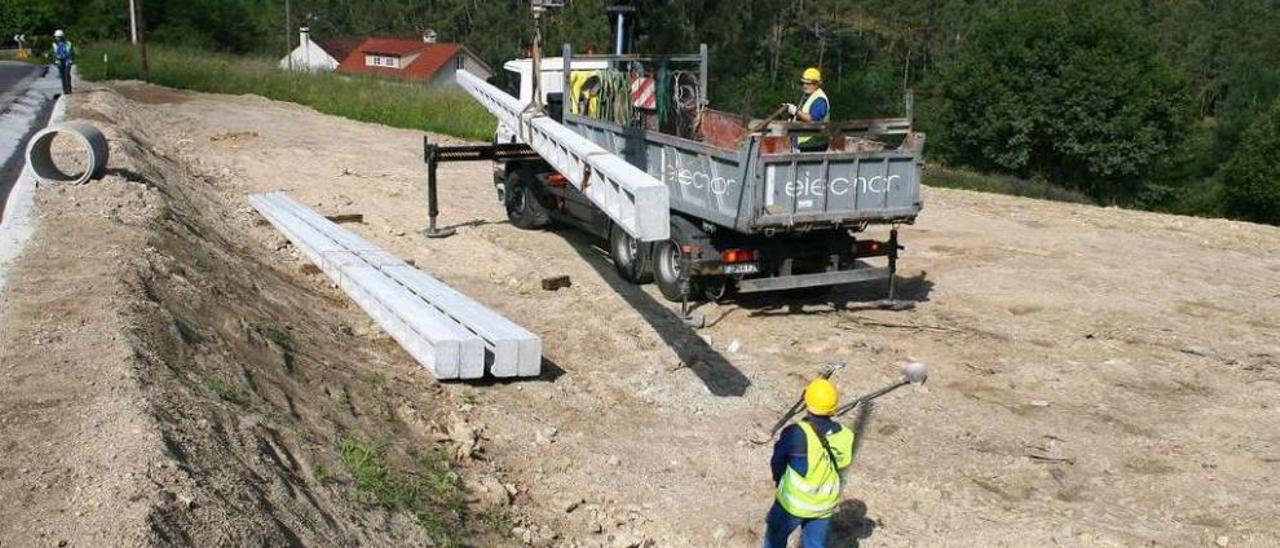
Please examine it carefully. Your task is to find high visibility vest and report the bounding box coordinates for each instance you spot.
[52,41,75,62]
[795,87,830,148]
[774,420,854,519]
[569,70,601,117]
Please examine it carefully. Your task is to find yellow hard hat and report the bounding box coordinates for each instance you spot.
[804,378,839,416]
[801,67,822,83]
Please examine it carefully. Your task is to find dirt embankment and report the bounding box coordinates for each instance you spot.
[0,86,522,546]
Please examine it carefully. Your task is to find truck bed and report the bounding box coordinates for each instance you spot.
[564,113,923,234]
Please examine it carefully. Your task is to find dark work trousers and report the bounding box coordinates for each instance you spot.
[56,60,72,94]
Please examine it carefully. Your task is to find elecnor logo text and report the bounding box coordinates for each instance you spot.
[783,174,903,197]
[663,163,737,196]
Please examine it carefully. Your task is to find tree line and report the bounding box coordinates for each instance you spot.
[3,0,1278,224]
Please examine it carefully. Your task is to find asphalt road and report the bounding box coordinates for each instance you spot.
[0,61,40,98]
[0,61,52,222]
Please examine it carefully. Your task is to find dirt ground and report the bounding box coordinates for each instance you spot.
[2,82,1279,547]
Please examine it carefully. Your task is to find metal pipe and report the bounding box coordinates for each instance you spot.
[422,137,455,238]
[563,43,572,121]
[833,360,927,417]
[128,0,138,44]
[567,54,701,63]
[699,43,709,108]
[614,12,625,55]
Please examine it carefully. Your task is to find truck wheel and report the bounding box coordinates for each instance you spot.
[610,224,653,284]
[505,172,551,229]
[654,239,693,303]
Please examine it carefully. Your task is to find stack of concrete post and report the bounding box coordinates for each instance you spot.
[249,192,540,379]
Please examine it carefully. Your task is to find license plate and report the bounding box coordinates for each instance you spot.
[724,263,759,275]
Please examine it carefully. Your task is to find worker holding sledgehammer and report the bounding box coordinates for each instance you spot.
[762,378,853,548]
[760,361,927,548]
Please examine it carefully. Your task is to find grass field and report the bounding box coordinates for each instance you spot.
[76,43,495,141]
[922,165,1092,203]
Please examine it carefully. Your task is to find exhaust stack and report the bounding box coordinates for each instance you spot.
[606,4,636,55]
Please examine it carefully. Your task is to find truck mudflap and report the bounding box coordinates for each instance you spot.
[735,261,889,294]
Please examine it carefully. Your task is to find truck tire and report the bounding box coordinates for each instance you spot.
[654,239,692,303]
[609,224,653,284]
[505,171,551,229]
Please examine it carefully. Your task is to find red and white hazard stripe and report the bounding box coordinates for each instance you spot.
[631,77,656,110]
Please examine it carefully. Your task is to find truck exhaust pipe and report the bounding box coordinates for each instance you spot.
[606,4,636,55]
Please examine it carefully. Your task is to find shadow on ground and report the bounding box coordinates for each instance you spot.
[828,498,877,546]
[552,227,750,397]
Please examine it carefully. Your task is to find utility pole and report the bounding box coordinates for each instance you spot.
[128,0,138,44]
[132,0,149,81]
[284,0,293,70]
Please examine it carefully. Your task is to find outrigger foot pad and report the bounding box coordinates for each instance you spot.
[681,311,706,328]
[875,299,916,311]
[423,227,457,239]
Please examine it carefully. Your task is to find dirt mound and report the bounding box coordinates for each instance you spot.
[0,87,516,546]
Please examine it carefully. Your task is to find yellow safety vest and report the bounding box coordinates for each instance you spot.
[569,70,601,117]
[775,420,854,519]
[795,87,830,149]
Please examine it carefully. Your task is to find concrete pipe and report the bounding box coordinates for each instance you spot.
[25,122,109,185]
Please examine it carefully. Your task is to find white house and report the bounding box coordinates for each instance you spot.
[278,28,360,72]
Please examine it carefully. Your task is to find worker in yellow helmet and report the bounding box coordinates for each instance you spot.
[781,67,830,152]
[762,377,855,548]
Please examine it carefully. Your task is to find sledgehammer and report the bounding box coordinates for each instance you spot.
[832,360,927,418]
[750,360,927,444]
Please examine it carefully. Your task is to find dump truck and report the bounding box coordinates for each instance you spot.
[479,10,923,305]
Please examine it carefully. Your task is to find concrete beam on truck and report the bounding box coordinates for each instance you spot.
[456,69,670,242]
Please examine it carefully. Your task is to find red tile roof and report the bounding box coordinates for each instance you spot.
[313,37,362,64]
[337,38,465,83]
[357,37,431,56]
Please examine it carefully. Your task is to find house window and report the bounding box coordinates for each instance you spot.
[365,54,401,68]
[455,55,465,70]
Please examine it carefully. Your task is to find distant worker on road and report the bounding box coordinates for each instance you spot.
[782,67,830,152]
[50,29,74,95]
[762,378,854,548]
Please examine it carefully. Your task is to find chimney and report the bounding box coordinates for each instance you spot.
[423,29,438,44]
[299,26,310,47]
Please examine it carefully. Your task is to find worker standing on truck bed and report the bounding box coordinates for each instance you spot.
[782,67,830,152]
[763,378,855,548]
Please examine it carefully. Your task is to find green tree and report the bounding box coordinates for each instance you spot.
[924,0,1193,202]
[0,0,72,42]
[1219,97,1280,225]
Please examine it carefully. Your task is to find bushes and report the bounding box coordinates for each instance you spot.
[924,1,1193,203]
[77,42,496,142]
[1219,98,1280,224]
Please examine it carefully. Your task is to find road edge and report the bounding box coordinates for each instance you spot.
[0,93,66,292]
